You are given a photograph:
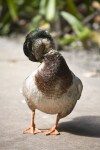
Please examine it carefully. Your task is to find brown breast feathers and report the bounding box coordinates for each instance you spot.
[35,52,73,99]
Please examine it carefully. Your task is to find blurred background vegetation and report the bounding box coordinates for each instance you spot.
[0,0,100,49]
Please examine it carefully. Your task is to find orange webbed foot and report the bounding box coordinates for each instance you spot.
[42,128,60,135]
[23,127,41,134]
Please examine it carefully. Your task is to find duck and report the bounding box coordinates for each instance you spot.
[22,29,83,135]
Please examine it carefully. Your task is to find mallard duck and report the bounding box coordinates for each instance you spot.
[23,29,83,135]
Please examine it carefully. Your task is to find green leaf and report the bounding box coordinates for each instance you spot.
[46,0,56,22]
[61,11,91,44]
[60,11,91,45]
[39,0,47,15]
[7,0,18,21]
[61,11,83,35]
[65,0,79,19]
[59,28,91,45]
[78,27,90,39]
[59,36,77,44]
[0,23,10,35]
[1,13,11,24]
[29,15,42,31]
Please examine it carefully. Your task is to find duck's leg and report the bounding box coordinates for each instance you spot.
[23,110,41,134]
[42,114,60,135]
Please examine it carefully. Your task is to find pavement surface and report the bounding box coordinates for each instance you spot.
[0,37,100,150]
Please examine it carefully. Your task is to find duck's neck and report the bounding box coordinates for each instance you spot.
[38,52,73,81]
[35,52,73,98]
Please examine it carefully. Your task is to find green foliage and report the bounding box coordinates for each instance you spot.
[29,15,42,31]
[39,0,47,15]
[65,0,79,19]
[29,0,56,32]
[0,0,82,35]
[7,0,18,21]
[0,0,40,35]
[39,0,56,22]
[61,11,83,35]
[60,36,77,44]
[0,0,95,46]
[60,11,91,44]
[45,0,56,22]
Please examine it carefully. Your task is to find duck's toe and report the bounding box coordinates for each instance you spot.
[42,128,60,135]
[23,127,41,134]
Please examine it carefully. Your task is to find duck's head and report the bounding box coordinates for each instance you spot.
[23,29,55,62]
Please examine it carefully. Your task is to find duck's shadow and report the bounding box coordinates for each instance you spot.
[58,116,100,138]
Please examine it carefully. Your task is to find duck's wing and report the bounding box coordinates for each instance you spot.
[72,72,83,100]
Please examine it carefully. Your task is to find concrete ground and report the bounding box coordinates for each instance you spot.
[0,37,100,150]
